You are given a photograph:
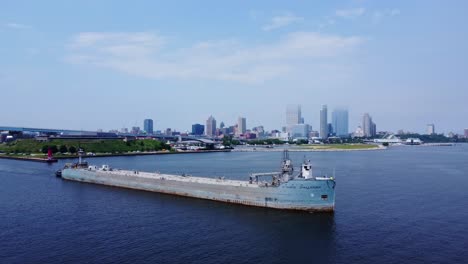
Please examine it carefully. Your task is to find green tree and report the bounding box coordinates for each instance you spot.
[69,146,77,154]
[41,145,49,154]
[59,145,68,153]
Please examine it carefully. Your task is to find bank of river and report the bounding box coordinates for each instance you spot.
[0,149,232,162]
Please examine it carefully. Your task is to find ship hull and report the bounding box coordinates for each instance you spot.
[62,169,336,212]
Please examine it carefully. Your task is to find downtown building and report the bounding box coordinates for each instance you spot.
[286,104,302,126]
[362,113,377,137]
[320,105,328,139]
[427,124,435,135]
[237,117,246,136]
[205,116,216,137]
[332,109,349,137]
[143,119,154,134]
[191,124,205,136]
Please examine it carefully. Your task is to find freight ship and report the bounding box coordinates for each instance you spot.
[59,150,336,212]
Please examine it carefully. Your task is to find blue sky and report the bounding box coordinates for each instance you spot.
[1,0,467,134]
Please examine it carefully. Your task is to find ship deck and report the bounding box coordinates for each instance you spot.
[84,169,262,188]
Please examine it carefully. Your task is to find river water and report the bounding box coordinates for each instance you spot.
[1,145,467,263]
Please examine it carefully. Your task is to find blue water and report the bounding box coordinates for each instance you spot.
[1,145,468,264]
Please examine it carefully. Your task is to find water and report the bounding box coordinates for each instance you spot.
[1,145,468,264]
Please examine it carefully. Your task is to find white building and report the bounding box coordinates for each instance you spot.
[237,117,246,136]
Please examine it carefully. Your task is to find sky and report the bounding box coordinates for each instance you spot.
[1,0,467,134]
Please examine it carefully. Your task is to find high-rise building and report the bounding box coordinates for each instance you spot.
[191,124,204,135]
[332,109,349,137]
[286,105,301,126]
[362,113,376,137]
[464,129,468,138]
[206,116,216,137]
[237,117,246,135]
[320,105,328,139]
[144,119,154,134]
[427,124,435,135]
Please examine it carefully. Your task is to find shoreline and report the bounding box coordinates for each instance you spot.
[0,149,232,162]
[232,145,386,152]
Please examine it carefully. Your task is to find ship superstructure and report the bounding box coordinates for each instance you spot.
[60,150,336,212]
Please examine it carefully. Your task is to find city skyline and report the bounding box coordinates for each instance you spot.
[1,1,467,134]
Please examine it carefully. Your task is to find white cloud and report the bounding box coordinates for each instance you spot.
[335,8,366,19]
[5,22,31,29]
[262,13,304,31]
[66,31,364,84]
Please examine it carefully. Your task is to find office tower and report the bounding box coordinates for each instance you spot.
[464,129,468,138]
[320,105,328,139]
[191,124,205,135]
[332,109,349,137]
[206,116,216,136]
[362,113,376,137]
[427,124,435,135]
[237,117,246,135]
[144,119,154,134]
[286,105,301,126]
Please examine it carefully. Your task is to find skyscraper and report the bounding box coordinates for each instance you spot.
[206,116,216,137]
[427,124,435,135]
[237,117,246,135]
[143,119,154,134]
[464,129,468,138]
[332,109,349,137]
[362,113,376,137]
[320,105,328,139]
[286,105,301,126]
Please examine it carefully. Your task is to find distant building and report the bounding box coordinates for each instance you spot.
[165,128,172,136]
[286,104,301,126]
[144,119,154,134]
[121,128,128,133]
[362,113,376,137]
[353,126,364,138]
[206,116,216,137]
[320,105,328,139]
[332,109,349,137]
[237,117,246,136]
[220,122,225,129]
[131,126,140,134]
[328,123,333,137]
[290,124,310,139]
[465,129,468,138]
[427,124,435,135]
[309,131,319,138]
[252,126,265,138]
[191,124,204,135]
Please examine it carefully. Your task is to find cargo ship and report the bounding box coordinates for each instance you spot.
[59,150,336,212]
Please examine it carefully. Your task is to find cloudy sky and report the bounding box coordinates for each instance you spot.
[1,0,467,134]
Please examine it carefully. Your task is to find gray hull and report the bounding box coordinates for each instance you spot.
[62,169,335,212]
